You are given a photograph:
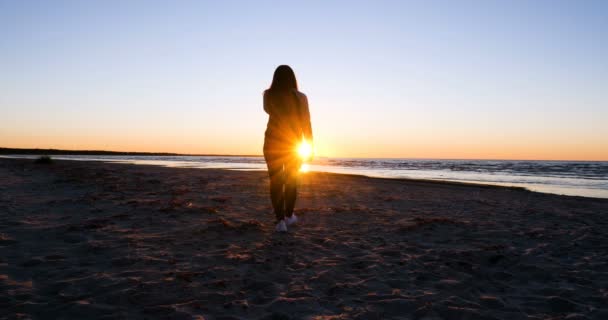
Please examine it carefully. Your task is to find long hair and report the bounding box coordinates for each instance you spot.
[268,65,298,93]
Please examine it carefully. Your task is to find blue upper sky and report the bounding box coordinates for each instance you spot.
[1,0,607,159]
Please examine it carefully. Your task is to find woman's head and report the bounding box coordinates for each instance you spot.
[269,65,298,92]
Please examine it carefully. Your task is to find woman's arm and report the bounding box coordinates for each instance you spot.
[301,94,313,142]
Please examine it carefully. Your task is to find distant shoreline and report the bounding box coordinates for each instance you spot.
[0,147,261,158]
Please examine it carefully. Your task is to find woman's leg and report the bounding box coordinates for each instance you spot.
[284,157,300,217]
[266,156,285,221]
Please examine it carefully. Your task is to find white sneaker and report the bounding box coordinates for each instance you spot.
[275,220,287,232]
[285,214,298,226]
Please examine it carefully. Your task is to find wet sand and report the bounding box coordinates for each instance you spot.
[1,158,607,319]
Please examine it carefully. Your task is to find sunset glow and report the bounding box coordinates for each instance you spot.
[299,163,310,173]
[297,140,313,161]
[297,140,313,173]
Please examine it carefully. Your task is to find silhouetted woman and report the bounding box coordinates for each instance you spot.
[263,65,313,232]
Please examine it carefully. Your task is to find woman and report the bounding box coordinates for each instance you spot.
[263,65,313,232]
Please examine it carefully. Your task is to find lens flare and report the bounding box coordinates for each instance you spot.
[297,140,313,160]
[297,140,313,173]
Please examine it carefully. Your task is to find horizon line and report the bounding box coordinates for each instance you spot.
[1,147,606,162]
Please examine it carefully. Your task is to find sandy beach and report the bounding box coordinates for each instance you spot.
[1,158,607,319]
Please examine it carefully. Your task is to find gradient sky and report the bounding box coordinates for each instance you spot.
[1,0,607,160]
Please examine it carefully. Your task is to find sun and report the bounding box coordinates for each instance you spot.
[296,139,313,173]
[297,140,313,160]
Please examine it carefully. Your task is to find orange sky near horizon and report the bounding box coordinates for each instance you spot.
[2,128,606,161]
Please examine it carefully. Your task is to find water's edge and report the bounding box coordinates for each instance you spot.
[2,155,607,199]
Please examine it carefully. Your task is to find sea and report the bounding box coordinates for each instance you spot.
[2,155,607,199]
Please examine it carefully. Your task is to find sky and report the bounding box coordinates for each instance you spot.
[1,0,607,160]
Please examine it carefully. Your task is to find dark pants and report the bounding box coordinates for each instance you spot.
[264,146,300,222]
